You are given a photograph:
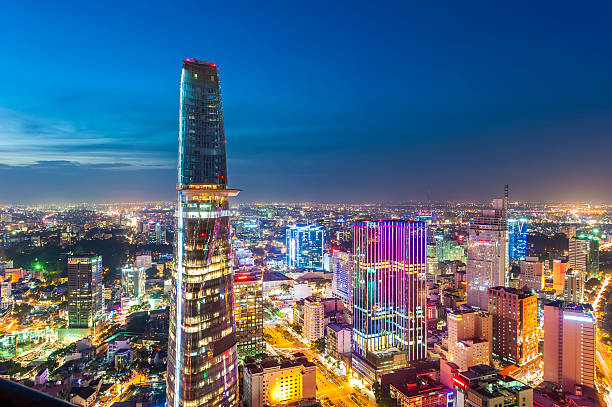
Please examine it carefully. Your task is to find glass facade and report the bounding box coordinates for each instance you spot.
[508,218,527,261]
[233,270,265,358]
[67,255,103,329]
[166,59,238,407]
[285,224,325,269]
[352,220,427,364]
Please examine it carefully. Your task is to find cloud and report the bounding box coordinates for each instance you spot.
[0,107,174,169]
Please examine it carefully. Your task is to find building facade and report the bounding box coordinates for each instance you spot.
[67,255,103,329]
[331,250,352,307]
[446,311,491,372]
[569,234,599,279]
[508,218,528,261]
[563,269,584,304]
[234,270,265,358]
[243,356,316,407]
[303,296,325,342]
[543,302,596,394]
[519,257,543,292]
[285,225,325,270]
[352,220,427,383]
[466,198,508,310]
[488,287,537,366]
[166,58,239,407]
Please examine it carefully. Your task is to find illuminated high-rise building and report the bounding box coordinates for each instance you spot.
[563,269,584,304]
[351,220,427,383]
[286,224,325,269]
[519,256,543,292]
[569,233,599,279]
[488,287,537,366]
[466,196,508,310]
[507,218,527,261]
[543,302,595,394]
[167,58,239,407]
[67,255,103,329]
[553,258,569,293]
[331,250,352,307]
[234,270,265,358]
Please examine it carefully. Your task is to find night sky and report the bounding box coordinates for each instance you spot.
[1,1,611,203]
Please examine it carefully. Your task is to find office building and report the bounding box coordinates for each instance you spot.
[352,220,427,383]
[166,58,239,407]
[121,267,145,299]
[453,365,533,407]
[386,368,453,407]
[488,287,537,366]
[519,257,543,292]
[286,225,325,269]
[446,311,491,371]
[466,196,508,310]
[67,255,103,329]
[243,356,316,407]
[145,221,166,245]
[563,269,584,304]
[569,234,599,279]
[508,218,528,261]
[543,302,595,394]
[331,250,352,307]
[234,270,265,358]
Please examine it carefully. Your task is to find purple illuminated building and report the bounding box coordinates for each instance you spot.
[351,220,427,384]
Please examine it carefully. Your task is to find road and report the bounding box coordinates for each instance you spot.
[264,324,375,407]
[592,274,612,407]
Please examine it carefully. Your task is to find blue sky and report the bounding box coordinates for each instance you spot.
[1,1,611,203]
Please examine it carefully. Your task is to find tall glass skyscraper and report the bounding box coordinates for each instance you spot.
[286,224,325,269]
[351,220,427,383]
[167,59,239,407]
[67,255,103,330]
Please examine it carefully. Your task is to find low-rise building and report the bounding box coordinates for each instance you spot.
[325,323,351,360]
[453,365,533,407]
[243,355,316,407]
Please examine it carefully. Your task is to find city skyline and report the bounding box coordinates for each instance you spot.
[1,1,612,203]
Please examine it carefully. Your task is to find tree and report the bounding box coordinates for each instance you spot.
[311,338,325,354]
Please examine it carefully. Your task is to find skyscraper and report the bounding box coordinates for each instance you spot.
[351,220,427,383]
[488,287,538,366]
[446,310,492,371]
[286,224,325,269]
[569,233,599,279]
[331,250,352,307]
[563,269,584,304]
[167,59,239,407]
[67,255,103,330]
[466,197,508,310]
[507,218,527,261]
[543,302,596,394]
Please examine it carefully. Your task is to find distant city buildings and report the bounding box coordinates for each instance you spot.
[488,287,537,366]
[466,196,508,310]
[544,302,596,394]
[67,255,103,330]
[285,224,325,270]
[234,270,265,358]
[121,267,145,300]
[352,220,427,383]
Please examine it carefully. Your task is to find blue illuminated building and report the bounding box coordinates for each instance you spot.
[508,218,528,261]
[286,224,325,269]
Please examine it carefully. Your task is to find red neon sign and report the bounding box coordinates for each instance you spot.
[453,376,466,389]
